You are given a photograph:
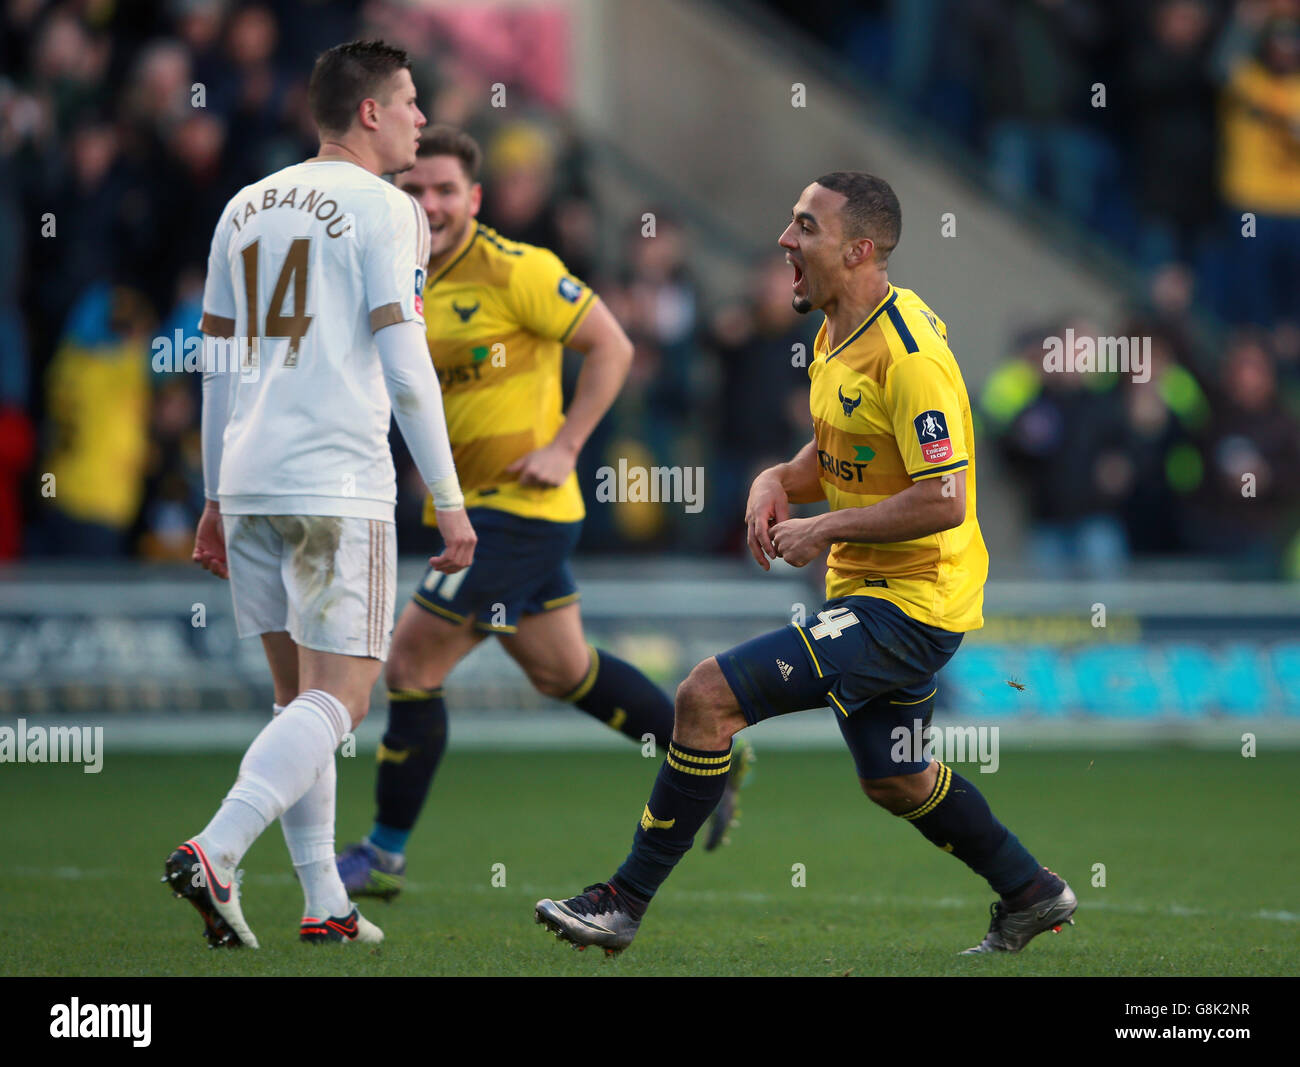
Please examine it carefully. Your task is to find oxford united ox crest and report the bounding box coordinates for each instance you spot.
[839,385,862,418]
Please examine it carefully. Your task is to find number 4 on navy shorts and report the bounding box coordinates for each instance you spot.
[715,596,964,779]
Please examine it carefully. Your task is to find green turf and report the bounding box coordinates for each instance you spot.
[2,746,1296,976]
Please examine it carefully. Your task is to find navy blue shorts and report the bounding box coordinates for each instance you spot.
[716,596,963,780]
[411,508,582,634]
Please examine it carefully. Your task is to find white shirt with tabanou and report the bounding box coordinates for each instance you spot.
[199,159,431,520]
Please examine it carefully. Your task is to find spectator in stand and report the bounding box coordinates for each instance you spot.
[115,40,200,319]
[1135,260,1221,373]
[618,213,700,466]
[985,319,1132,577]
[173,0,229,113]
[1127,0,1220,272]
[133,376,204,561]
[1188,331,1300,573]
[31,118,135,337]
[705,257,816,552]
[130,263,207,564]
[30,285,152,557]
[426,59,500,156]
[581,214,704,552]
[454,109,599,281]
[1110,337,1207,556]
[1117,267,1215,440]
[28,7,111,134]
[979,323,1049,441]
[965,0,1113,226]
[124,38,193,136]
[548,118,599,284]
[1218,13,1300,327]
[159,111,239,283]
[218,4,296,175]
[479,121,564,252]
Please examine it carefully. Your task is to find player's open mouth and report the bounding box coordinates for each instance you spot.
[791,262,805,290]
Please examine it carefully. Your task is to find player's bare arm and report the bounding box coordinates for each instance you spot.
[507,298,633,489]
[746,438,824,570]
[771,469,966,567]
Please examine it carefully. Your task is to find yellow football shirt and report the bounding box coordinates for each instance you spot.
[419,224,595,526]
[1221,59,1300,216]
[44,339,149,527]
[807,285,988,632]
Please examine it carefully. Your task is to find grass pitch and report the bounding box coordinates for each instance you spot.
[2,745,1295,976]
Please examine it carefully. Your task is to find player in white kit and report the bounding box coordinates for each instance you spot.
[163,40,476,948]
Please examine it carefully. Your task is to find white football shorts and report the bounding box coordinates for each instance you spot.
[223,514,396,660]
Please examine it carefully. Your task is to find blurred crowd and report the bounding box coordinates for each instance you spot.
[774,0,1300,327]
[2,0,1298,578]
[981,300,1300,578]
[0,0,708,562]
[767,0,1300,576]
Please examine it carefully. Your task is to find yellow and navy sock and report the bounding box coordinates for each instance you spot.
[564,646,674,749]
[369,687,448,856]
[898,761,1040,896]
[610,741,732,915]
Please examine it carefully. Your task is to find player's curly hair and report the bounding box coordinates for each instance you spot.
[814,172,901,263]
[308,39,412,136]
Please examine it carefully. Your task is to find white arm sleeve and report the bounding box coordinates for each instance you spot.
[200,337,233,502]
[199,209,238,503]
[375,319,464,510]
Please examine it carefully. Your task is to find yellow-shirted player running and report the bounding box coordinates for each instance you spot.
[536,172,1076,956]
[338,127,750,898]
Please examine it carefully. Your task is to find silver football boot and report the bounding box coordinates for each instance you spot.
[962,873,1077,954]
[535,883,642,955]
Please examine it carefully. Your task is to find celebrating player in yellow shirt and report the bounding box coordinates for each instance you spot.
[338,127,750,898]
[536,172,1076,956]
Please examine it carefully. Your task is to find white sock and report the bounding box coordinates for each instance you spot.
[268,702,350,917]
[195,690,350,872]
[281,747,349,918]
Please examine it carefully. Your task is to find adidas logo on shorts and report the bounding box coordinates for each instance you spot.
[776,659,794,681]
